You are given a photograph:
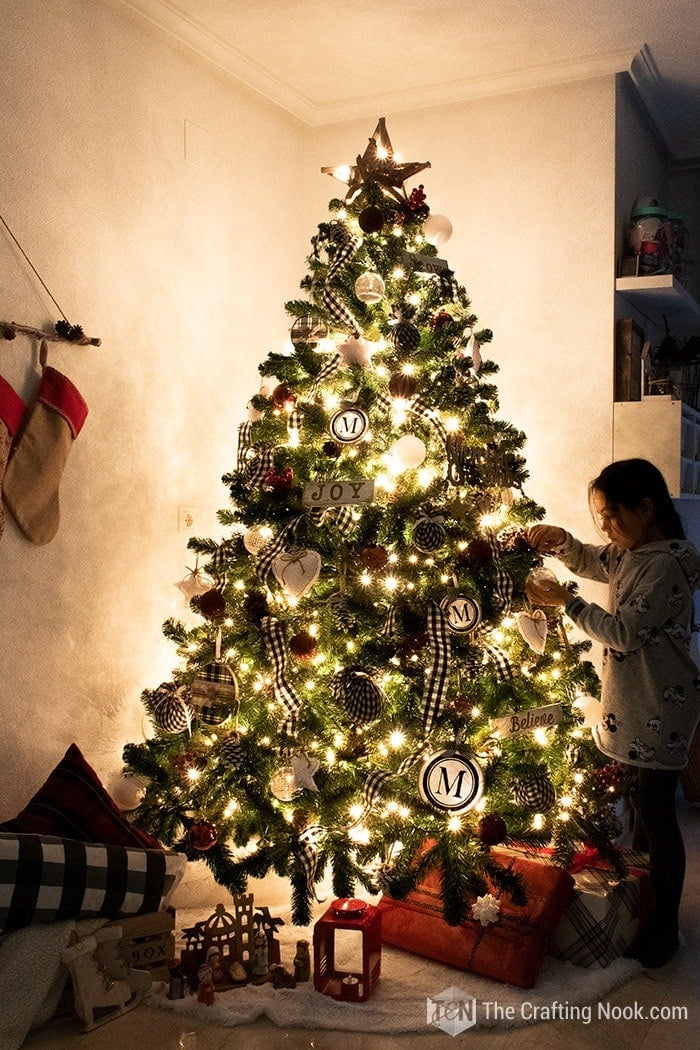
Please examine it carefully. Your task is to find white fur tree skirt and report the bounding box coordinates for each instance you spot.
[151,909,642,1033]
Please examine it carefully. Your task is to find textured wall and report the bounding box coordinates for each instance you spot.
[0,0,303,817]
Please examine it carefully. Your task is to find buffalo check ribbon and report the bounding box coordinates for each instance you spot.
[260,615,301,736]
[297,823,327,900]
[422,601,452,731]
[485,528,514,615]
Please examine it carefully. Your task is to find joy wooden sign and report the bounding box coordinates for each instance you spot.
[302,479,375,509]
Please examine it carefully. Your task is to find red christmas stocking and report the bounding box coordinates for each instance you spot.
[2,366,88,545]
[0,375,26,541]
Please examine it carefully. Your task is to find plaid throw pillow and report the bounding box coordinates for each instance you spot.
[0,744,160,850]
[0,833,186,935]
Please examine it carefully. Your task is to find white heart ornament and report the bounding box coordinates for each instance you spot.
[516,609,548,653]
[272,550,322,597]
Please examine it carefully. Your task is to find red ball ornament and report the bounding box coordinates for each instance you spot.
[430,311,452,330]
[265,467,294,489]
[196,588,227,621]
[463,538,493,570]
[360,544,389,571]
[358,205,384,234]
[476,814,508,846]
[172,752,207,778]
[449,695,473,715]
[189,820,218,851]
[289,631,318,660]
[272,383,296,410]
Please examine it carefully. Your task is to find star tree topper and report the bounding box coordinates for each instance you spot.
[322,118,431,203]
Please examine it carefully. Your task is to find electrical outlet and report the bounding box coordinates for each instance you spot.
[178,505,195,533]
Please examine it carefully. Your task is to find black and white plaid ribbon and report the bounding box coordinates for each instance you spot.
[422,601,452,731]
[237,421,254,472]
[320,235,362,332]
[208,541,235,584]
[485,528,514,614]
[375,390,448,452]
[361,741,431,813]
[255,516,305,586]
[483,641,515,681]
[242,443,275,487]
[287,408,303,442]
[260,616,300,736]
[382,604,398,637]
[308,504,356,538]
[312,351,341,392]
[297,823,327,900]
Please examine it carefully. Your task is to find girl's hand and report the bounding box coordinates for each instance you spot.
[525,577,571,606]
[526,525,567,553]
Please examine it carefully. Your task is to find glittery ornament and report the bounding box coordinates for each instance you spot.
[359,544,389,571]
[272,383,296,409]
[358,205,384,233]
[189,820,218,851]
[196,589,227,621]
[289,631,318,660]
[354,272,385,303]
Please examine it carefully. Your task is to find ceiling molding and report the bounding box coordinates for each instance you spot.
[115,0,639,126]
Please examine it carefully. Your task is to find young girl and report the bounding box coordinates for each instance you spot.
[525,458,700,969]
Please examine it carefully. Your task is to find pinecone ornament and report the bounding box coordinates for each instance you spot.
[220,732,245,768]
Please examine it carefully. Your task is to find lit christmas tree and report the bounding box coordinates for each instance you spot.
[122,120,623,926]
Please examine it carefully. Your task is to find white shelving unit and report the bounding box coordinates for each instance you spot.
[615,275,700,334]
[613,397,700,498]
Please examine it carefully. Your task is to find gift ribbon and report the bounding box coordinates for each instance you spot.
[260,615,301,736]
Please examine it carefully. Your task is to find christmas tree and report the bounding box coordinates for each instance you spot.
[122,119,623,926]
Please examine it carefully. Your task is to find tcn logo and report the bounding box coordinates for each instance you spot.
[427,986,478,1036]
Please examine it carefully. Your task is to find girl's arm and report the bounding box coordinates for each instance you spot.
[565,554,689,652]
[526,526,612,582]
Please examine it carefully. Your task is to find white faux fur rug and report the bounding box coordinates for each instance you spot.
[150,909,642,1033]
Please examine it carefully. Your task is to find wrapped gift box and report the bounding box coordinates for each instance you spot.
[377,849,574,989]
[550,850,650,968]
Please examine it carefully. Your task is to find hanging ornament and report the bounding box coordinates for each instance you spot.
[572,693,604,728]
[243,589,270,626]
[270,765,297,802]
[322,440,342,459]
[354,272,385,303]
[412,504,446,553]
[321,118,431,203]
[358,205,384,233]
[471,893,500,927]
[337,334,375,368]
[189,820,218,852]
[525,566,560,601]
[476,813,508,846]
[272,383,297,410]
[390,306,421,353]
[153,682,193,734]
[418,748,484,813]
[329,405,370,444]
[220,732,245,769]
[291,752,320,793]
[440,594,482,634]
[328,591,358,631]
[272,549,322,598]
[110,774,148,812]
[388,372,417,400]
[422,213,453,246]
[289,631,318,661]
[290,315,328,347]
[461,537,493,571]
[406,184,427,212]
[389,434,427,471]
[429,310,452,330]
[513,773,556,811]
[265,466,294,490]
[196,588,227,622]
[332,667,383,724]
[191,662,239,726]
[175,563,212,603]
[244,525,272,555]
[516,610,548,654]
[359,544,389,571]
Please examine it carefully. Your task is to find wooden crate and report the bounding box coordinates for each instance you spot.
[107,907,176,981]
[614,317,644,401]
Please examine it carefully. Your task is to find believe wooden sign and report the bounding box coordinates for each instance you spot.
[490,702,564,739]
[302,479,375,509]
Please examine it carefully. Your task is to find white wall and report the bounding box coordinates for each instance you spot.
[1,5,622,907]
[0,0,304,817]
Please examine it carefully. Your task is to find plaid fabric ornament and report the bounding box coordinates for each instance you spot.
[332,667,383,724]
[513,773,556,811]
[191,662,239,726]
[152,682,193,734]
[290,315,328,346]
[412,504,446,553]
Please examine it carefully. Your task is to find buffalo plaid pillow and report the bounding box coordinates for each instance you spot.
[0,744,160,850]
[0,833,186,935]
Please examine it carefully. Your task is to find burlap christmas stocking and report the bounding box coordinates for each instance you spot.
[2,366,88,545]
[0,375,26,541]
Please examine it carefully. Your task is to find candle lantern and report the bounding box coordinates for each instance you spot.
[312,898,381,1002]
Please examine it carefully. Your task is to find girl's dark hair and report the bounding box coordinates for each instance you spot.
[589,458,685,539]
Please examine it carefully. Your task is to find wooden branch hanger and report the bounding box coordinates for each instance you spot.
[0,212,101,347]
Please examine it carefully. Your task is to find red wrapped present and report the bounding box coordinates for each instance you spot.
[377,849,574,989]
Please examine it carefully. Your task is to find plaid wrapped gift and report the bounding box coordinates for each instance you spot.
[377,849,574,989]
[549,850,650,968]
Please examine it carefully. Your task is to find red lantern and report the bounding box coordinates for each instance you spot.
[313,898,382,1002]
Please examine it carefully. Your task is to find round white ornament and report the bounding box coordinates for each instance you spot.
[418,748,484,813]
[244,526,272,555]
[354,272,385,303]
[329,406,370,444]
[422,214,453,246]
[390,434,427,470]
[270,765,297,801]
